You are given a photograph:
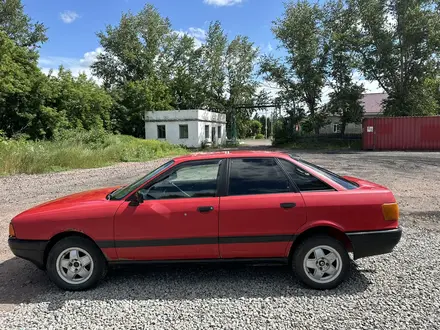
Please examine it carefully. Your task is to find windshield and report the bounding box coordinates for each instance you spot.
[291,156,358,190]
[109,160,174,200]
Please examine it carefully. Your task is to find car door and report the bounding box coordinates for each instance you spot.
[277,158,341,227]
[114,159,224,261]
[219,157,307,259]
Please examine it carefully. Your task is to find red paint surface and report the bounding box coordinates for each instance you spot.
[219,193,307,258]
[114,197,220,260]
[363,116,440,150]
[11,151,400,262]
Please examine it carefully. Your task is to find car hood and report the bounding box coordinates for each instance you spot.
[14,186,121,219]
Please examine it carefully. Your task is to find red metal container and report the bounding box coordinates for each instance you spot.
[363,116,440,150]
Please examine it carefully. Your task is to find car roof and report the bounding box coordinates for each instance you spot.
[173,150,291,162]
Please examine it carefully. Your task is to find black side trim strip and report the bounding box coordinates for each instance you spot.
[109,257,288,266]
[116,237,217,248]
[97,234,294,249]
[219,235,294,244]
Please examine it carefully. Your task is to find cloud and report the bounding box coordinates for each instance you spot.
[80,47,104,67]
[39,47,103,79]
[174,27,206,48]
[60,10,79,24]
[188,27,206,41]
[266,43,273,53]
[203,0,243,7]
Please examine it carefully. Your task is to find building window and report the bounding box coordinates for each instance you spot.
[333,123,341,133]
[179,124,189,139]
[218,126,222,138]
[157,125,166,139]
[205,125,210,139]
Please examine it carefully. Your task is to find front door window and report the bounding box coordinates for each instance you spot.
[139,160,222,200]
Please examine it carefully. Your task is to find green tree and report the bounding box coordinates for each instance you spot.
[92,4,174,136]
[202,21,228,111]
[351,0,440,116]
[226,35,259,139]
[248,119,262,136]
[262,0,328,135]
[0,31,59,139]
[324,0,364,135]
[111,78,172,137]
[45,67,113,132]
[0,0,47,48]
[92,4,173,88]
[169,35,206,109]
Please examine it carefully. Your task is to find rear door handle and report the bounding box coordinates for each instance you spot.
[280,203,296,209]
[197,206,214,213]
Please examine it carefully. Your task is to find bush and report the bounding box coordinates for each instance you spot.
[249,120,263,137]
[255,133,265,139]
[0,129,187,175]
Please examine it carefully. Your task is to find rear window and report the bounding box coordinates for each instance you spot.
[290,156,358,190]
[278,159,333,192]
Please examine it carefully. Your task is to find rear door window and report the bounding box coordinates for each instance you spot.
[278,159,334,192]
[228,158,292,196]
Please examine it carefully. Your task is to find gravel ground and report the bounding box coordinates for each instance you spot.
[0,151,440,329]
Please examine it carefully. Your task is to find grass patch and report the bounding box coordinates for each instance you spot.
[0,130,187,175]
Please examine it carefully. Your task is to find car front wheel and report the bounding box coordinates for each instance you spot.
[293,236,349,290]
[46,236,107,291]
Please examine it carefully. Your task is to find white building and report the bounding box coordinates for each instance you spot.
[145,110,227,148]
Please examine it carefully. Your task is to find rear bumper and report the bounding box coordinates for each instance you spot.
[8,238,48,269]
[347,227,402,259]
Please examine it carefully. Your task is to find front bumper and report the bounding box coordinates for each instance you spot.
[347,227,402,259]
[8,238,48,269]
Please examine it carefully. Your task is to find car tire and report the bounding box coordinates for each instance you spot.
[292,235,349,290]
[46,236,107,291]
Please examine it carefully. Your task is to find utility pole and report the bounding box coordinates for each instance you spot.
[265,109,268,139]
[232,107,237,143]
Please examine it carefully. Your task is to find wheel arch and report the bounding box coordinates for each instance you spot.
[43,231,105,269]
[289,225,353,262]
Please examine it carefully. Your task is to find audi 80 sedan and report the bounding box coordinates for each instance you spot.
[8,151,402,290]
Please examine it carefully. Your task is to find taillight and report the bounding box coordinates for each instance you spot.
[9,223,16,238]
[382,203,399,221]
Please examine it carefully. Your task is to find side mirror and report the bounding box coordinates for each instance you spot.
[129,191,144,206]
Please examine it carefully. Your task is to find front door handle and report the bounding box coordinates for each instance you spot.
[197,206,214,213]
[280,203,296,209]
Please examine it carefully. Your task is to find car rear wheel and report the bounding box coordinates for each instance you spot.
[46,236,107,291]
[293,236,349,290]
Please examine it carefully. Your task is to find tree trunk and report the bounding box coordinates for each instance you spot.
[341,122,346,136]
[309,103,319,135]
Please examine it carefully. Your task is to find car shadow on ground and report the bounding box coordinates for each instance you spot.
[0,257,372,311]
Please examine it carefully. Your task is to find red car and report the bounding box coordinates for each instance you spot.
[8,151,401,291]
